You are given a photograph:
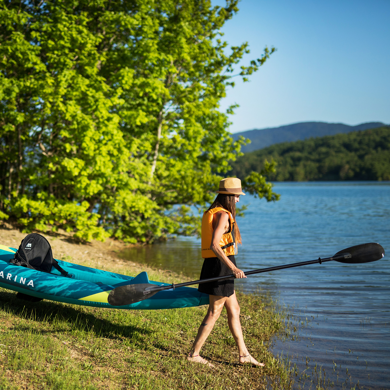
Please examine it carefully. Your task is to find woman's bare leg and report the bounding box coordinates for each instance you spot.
[224,292,264,367]
[188,295,227,367]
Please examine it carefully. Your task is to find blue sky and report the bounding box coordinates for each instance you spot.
[212,0,390,133]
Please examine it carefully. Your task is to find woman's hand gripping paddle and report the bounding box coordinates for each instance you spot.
[108,243,385,306]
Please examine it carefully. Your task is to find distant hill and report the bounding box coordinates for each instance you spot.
[230,126,390,181]
[232,122,386,153]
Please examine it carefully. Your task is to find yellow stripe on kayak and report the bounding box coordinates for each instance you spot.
[79,291,110,303]
[0,245,15,253]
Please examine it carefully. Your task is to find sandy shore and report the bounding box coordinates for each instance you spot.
[1,224,146,275]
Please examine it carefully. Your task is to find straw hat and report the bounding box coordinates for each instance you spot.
[217,178,245,195]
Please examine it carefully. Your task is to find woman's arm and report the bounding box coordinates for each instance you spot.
[210,212,246,279]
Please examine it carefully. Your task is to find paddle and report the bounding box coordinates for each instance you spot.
[108,243,385,306]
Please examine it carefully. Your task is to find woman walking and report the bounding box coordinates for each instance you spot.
[188,178,264,368]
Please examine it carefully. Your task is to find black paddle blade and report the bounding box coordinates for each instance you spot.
[334,243,385,264]
[108,283,160,306]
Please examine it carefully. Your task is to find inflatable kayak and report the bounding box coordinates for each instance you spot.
[0,245,209,310]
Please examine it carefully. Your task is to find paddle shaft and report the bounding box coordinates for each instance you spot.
[108,243,383,306]
[146,255,343,293]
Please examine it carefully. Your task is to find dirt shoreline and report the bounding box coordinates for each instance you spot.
[0,225,164,278]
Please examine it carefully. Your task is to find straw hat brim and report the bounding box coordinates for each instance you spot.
[217,190,245,195]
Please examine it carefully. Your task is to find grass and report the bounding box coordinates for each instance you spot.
[0,244,294,389]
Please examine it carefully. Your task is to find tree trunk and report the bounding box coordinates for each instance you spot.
[8,165,13,201]
[17,126,23,196]
[149,109,164,184]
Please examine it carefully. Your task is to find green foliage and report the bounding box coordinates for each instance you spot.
[0,0,277,242]
[242,160,280,201]
[231,127,390,182]
[10,195,107,241]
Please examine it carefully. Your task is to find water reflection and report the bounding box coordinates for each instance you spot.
[118,237,203,279]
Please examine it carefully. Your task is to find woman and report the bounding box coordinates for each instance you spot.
[188,178,264,368]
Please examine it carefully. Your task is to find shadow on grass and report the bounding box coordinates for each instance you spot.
[0,290,151,343]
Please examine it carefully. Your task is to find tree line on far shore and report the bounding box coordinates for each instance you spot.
[230,126,390,182]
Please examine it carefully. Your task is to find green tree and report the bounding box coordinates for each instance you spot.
[1,0,278,243]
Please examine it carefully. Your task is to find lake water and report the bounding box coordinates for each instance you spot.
[119,182,390,389]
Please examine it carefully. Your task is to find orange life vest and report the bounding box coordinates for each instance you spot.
[201,207,237,258]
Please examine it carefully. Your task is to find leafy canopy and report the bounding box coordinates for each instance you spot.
[0,0,278,242]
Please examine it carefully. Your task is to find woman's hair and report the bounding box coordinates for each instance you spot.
[207,194,242,244]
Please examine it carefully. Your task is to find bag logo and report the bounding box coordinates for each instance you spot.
[25,243,32,250]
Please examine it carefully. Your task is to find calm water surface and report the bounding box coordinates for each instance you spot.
[119,182,390,389]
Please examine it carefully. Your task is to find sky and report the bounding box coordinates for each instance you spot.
[212,0,390,133]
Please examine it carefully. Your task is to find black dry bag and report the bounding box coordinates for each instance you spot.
[10,233,69,277]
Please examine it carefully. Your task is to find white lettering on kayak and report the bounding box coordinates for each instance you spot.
[0,271,35,288]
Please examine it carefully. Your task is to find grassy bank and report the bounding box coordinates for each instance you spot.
[0,228,293,389]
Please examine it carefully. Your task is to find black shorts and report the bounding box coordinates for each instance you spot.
[198,255,236,297]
